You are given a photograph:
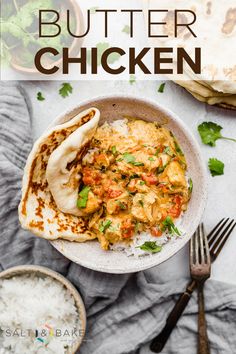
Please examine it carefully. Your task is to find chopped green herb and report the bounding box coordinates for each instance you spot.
[59,83,73,98]
[188,178,193,193]
[133,161,145,166]
[208,158,224,176]
[137,241,162,253]
[162,216,181,236]
[157,166,165,174]
[174,141,184,155]
[116,158,123,162]
[139,200,144,207]
[140,181,146,185]
[130,174,140,179]
[158,83,166,93]
[163,146,173,156]
[155,148,160,156]
[198,122,236,147]
[99,220,112,233]
[148,157,155,161]
[111,146,117,155]
[122,25,131,34]
[122,153,144,166]
[77,186,90,209]
[37,92,45,101]
[117,201,126,210]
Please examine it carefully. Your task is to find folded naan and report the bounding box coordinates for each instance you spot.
[19,108,100,241]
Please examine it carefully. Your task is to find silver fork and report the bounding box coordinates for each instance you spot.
[190,224,211,354]
[150,218,236,353]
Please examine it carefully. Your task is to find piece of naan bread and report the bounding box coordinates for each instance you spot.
[19,108,100,241]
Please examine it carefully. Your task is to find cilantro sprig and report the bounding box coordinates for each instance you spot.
[59,83,73,98]
[137,241,162,253]
[208,158,224,177]
[198,122,236,147]
[162,216,181,236]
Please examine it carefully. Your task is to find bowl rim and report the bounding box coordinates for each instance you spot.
[49,94,208,273]
[0,264,86,353]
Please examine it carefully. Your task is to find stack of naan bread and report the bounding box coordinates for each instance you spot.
[144,0,236,109]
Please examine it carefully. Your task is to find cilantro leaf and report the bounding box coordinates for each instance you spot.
[198,122,236,147]
[99,220,112,233]
[129,74,136,85]
[137,241,162,253]
[111,146,117,155]
[37,92,45,101]
[208,158,224,177]
[188,178,193,193]
[87,42,121,66]
[162,216,181,236]
[148,157,155,161]
[59,83,73,98]
[174,141,184,156]
[158,83,166,93]
[77,186,90,208]
[122,25,131,35]
[122,153,144,166]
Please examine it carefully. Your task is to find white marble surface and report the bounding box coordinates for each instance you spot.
[21,80,236,285]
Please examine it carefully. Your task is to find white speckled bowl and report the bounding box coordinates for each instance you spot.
[49,95,207,274]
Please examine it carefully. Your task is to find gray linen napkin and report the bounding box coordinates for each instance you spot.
[0,82,235,354]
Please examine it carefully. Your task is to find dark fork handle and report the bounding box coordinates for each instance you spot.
[198,284,210,354]
[150,280,196,353]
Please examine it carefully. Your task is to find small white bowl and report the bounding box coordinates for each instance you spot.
[0,265,86,353]
[49,95,207,273]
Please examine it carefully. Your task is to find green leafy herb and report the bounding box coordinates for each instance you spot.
[155,148,160,156]
[59,83,73,98]
[122,25,131,34]
[129,74,136,85]
[157,166,165,174]
[139,200,144,207]
[137,241,162,253]
[130,174,140,179]
[122,153,144,166]
[77,186,90,209]
[99,220,112,233]
[90,7,99,14]
[140,181,146,185]
[148,157,155,161]
[163,146,173,156]
[117,201,126,210]
[198,122,236,147]
[188,178,193,193]
[158,83,166,93]
[208,158,224,176]
[162,216,181,236]
[111,146,117,155]
[37,92,45,101]
[174,141,184,156]
[87,42,121,66]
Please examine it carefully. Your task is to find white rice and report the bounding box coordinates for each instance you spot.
[110,218,185,257]
[110,119,129,136]
[0,274,81,354]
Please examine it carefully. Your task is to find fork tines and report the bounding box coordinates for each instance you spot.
[190,224,210,266]
[207,218,236,261]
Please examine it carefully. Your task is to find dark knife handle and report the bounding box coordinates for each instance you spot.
[150,280,197,353]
